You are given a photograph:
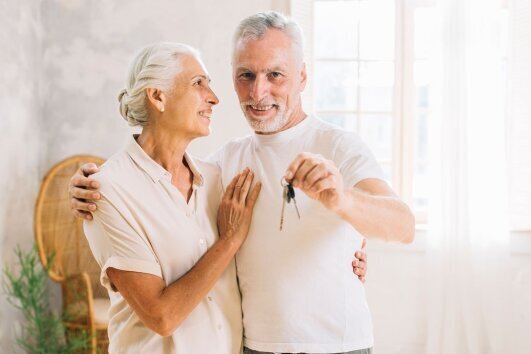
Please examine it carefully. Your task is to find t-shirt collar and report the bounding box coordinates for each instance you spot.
[252,115,314,145]
[126,134,204,187]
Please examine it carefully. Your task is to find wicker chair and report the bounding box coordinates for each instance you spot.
[35,155,109,354]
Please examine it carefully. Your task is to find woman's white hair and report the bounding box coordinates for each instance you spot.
[118,42,201,127]
[232,11,305,64]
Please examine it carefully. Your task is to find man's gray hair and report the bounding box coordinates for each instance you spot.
[118,42,201,127]
[233,11,304,64]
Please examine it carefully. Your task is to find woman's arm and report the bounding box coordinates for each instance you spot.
[107,169,261,336]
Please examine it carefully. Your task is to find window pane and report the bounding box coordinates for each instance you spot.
[413,162,429,211]
[359,114,393,161]
[359,0,395,60]
[359,61,394,86]
[359,61,394,111]
[379,162,393,186]
[314,61,357,111]
[314,0,359,58]
[360,86,393,112]
[318,113,357,131]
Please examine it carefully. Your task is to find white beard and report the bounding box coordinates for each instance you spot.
[242,105,291,133]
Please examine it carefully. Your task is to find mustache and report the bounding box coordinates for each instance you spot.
[240,100,280,108]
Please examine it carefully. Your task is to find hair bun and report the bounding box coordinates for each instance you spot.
[118,89,129,121]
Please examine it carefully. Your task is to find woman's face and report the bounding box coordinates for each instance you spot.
[160,55,219,139]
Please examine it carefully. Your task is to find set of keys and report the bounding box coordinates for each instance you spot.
[279,178,301,231]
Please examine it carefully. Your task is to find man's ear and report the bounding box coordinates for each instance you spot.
[299,62,307,92]
[146,88,167,112]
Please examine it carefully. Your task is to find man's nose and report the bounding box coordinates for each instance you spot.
[250,76,269,102]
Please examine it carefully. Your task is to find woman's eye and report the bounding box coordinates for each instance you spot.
[194,80,202,86]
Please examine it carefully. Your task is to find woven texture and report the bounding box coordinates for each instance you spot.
[35,155,109,353]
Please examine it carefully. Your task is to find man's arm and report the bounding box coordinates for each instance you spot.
[285,153,415,244]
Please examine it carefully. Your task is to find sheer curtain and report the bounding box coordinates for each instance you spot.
[424,0,515,353]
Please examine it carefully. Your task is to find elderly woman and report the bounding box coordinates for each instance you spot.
[83,42,260,353]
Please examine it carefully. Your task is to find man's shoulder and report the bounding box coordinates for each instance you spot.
[220,134,254,152]
[208,134,253,163]
[306,115,364,147]
[190,156,221,179]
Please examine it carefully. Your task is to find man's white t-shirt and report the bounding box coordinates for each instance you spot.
[210,116,384,353]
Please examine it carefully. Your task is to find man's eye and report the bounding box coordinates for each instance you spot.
[239,72,254,79]
[269,72,282,79]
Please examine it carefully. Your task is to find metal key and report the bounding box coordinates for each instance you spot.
[286,183,301,219]
[279,178,301,231]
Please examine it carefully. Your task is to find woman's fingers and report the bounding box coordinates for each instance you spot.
[233,169,249,201]
[224,172,240,201]
[238,170,254,204]
[246,182,262,209]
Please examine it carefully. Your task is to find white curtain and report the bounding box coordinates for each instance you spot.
[424,0,515,353]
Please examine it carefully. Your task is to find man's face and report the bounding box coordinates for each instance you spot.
[232,29,307,133]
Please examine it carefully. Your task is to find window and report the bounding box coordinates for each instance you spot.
[310,0,510,224]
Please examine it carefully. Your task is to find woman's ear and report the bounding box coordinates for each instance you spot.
[146,88,167,112]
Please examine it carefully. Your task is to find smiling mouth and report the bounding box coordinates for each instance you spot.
[198,111,212,119]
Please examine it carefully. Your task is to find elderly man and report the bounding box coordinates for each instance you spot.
[70,11,414,354]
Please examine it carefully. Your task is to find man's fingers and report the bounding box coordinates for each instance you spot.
[352,259,366,271]
[71,198,97,212]
[239,170,254,204]
[73,209,93,221]
[80,163,99,177]
[311,176,335,194]
[71,175,99,190]
[284,153,310,182]
[355,249,367,263]
[71,186,100,201]
[304,163,328,189]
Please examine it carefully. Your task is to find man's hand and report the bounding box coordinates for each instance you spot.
[69,163,101,220]
[284,152,346,212]
[352,238,367,283]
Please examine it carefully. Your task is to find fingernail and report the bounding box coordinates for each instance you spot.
[89,204,96,211]
[91,181,99,188]
[92,193,100,199]
[86,215,92,220]
[285,171,293,179]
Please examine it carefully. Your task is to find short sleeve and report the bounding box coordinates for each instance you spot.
[334,131,385,187]
[83,191,162,292]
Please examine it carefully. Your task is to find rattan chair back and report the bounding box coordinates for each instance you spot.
[35,155,107,298]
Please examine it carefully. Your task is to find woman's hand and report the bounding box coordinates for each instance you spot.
[217,168,261,247]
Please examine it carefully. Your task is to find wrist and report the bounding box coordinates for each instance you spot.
[218,232,244,252]
[333,188,354,219]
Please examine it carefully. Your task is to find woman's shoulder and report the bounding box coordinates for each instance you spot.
[92,150,135,191]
